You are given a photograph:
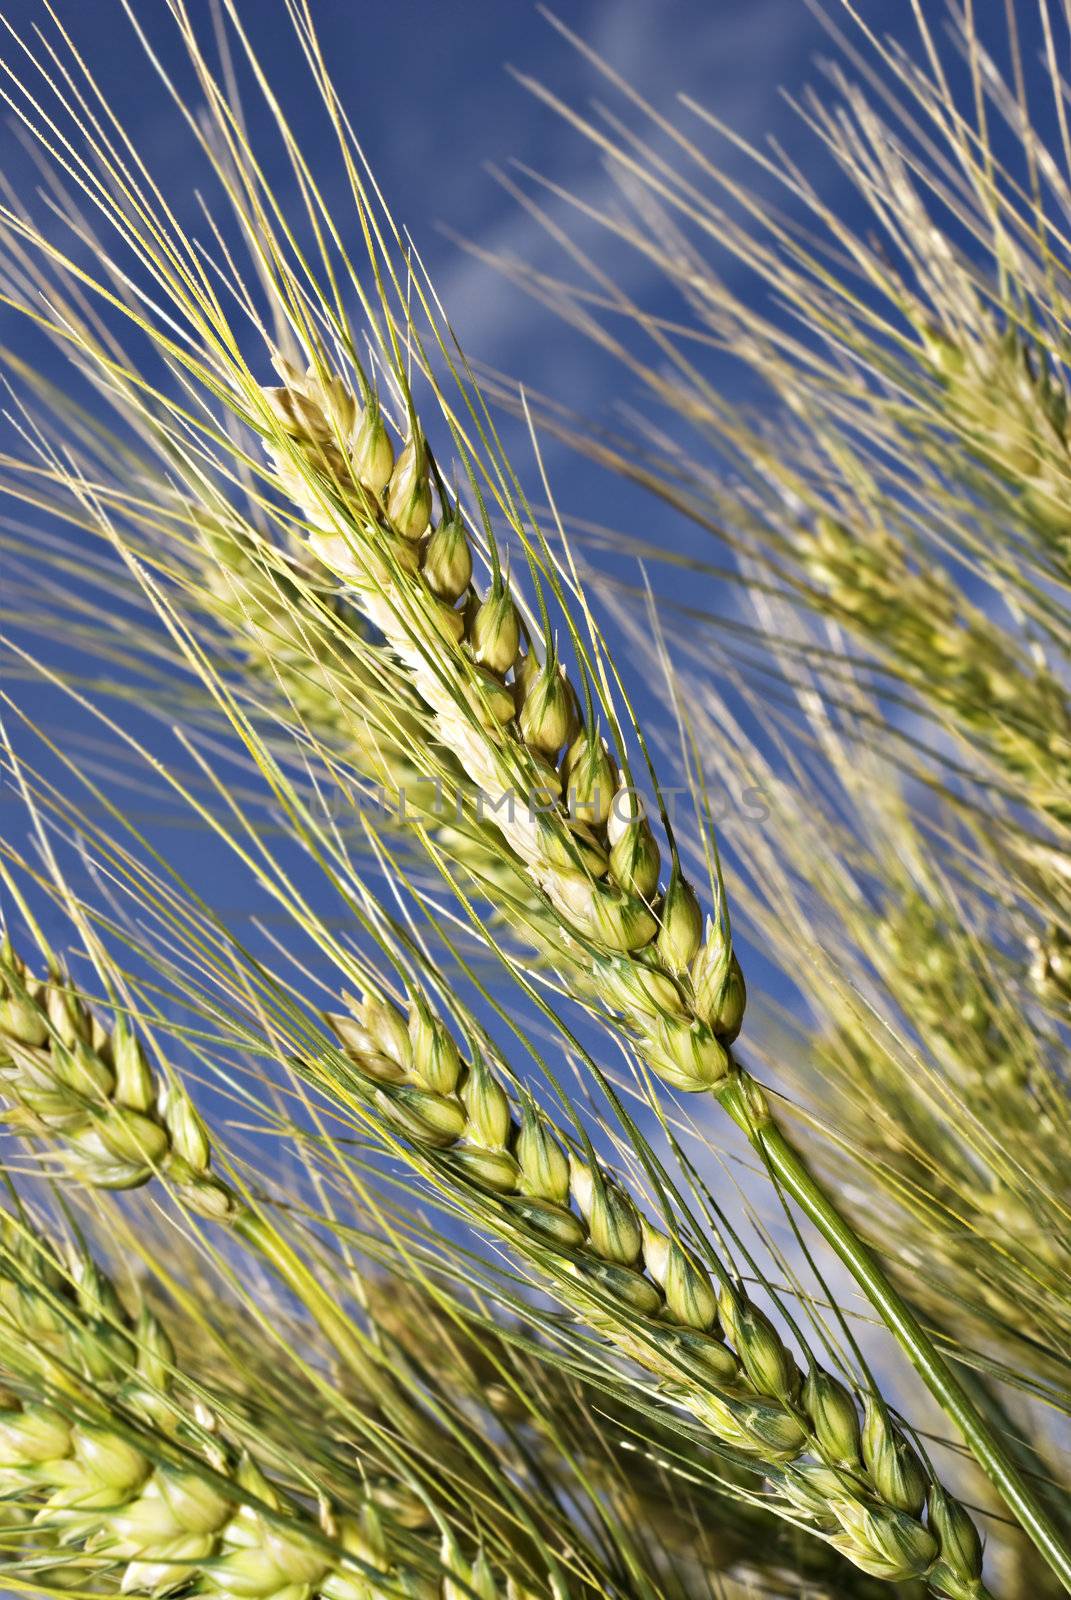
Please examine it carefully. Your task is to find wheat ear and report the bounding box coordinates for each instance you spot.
[316,986,989,1597]
[0,1211,512,1600]
[798,511,1071,821]
[258,359,742,1099]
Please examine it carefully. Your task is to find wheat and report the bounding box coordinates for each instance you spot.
[0,936,233,1216]
[482,18,1071,842]
[319,993,991,1596]
[0,924,988,1594]
[0,919,890,1599]
[797,514,1071,819]
[256,358,745,1101]
[364,1282,901,1596]
[0,930,436,1434]
[0,0,1065,1588]
[921,323,1071,580]
[241,356,1069,1579]
[0,1210,504,1600]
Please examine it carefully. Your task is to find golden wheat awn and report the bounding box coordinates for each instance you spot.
[0,1,1068,1596]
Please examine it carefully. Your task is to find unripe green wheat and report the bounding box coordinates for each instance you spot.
[318,986,989,1594]
[0,1215,493,1600]
[0,939,233,1218]
[256,364,746,1114]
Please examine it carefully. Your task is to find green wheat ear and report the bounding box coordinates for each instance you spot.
[0,1209,509,1600]
[316,979,990,1596]
[0,937,234,1216]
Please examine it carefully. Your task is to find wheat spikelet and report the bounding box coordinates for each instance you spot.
[189,505,563,948]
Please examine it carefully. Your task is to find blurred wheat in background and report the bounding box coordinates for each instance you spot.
[0,3,1069,1599]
